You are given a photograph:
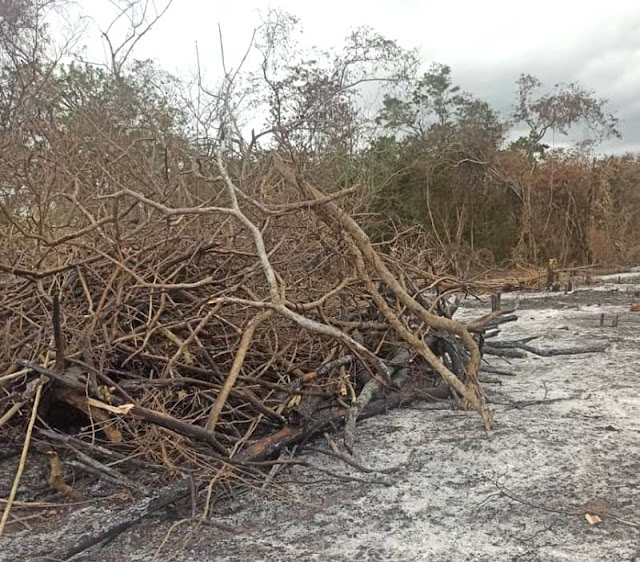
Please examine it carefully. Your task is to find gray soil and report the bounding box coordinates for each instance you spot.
[2,276,639,561]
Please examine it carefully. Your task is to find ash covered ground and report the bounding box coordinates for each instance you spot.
[2,274,639,562]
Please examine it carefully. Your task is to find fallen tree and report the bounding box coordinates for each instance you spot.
[0,129,518,536]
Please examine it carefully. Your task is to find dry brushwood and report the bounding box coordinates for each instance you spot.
[0,133,517,543]
[0,4,613,551]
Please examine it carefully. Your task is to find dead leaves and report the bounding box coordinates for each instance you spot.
[46,451,84,502]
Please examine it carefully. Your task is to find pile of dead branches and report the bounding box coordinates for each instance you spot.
[0,140,514,538]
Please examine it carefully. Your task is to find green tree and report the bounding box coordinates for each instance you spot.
[511,74,621,157]
[370,64,509,271]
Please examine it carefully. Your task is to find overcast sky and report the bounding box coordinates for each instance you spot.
[77,0,640,153]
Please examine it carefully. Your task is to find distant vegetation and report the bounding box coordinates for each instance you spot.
[1,1,638,276]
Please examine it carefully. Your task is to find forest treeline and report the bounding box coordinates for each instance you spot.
[1,1,638,275]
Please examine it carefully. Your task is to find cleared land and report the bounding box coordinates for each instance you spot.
[2,275,639,562]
